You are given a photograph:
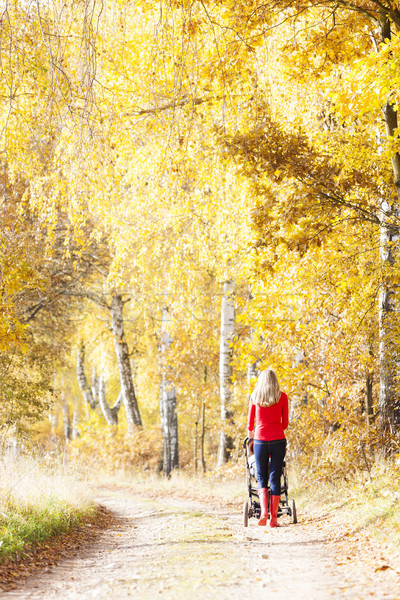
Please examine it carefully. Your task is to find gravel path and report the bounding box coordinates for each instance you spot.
[3,487,400,599]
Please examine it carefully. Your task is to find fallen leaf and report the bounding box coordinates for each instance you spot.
[375,565,391,572]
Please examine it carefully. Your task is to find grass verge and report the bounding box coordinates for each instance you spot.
[0,455,96,562]
[290,460,400,566]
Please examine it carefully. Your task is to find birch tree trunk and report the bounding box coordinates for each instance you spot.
[379,13,400,433]
[160,305,179,476]
[72,396,79,440]
[110,293,142,431]
[247,362,258,385]
[50,410,58,448]
[200,400,206,474]
[366,371,374,429]
[91,367,100,407]
[246,295,258,388]
[98,374,123,427]
[77,342,96,410]
[194,417,198,475]
[61,391,71,443]
[217,280,236,467]
[378,207,400,432]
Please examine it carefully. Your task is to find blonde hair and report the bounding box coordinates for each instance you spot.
[252,369,281,407]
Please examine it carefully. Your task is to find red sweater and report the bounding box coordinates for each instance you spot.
[247,392,289,441]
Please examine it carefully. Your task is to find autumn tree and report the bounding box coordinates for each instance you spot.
[191,0,400,435]
[0,172,110,432]
[5,0,399,470]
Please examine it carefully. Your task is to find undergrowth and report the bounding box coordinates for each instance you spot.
[0,455,95,561]
[92,463,245,508]
[290,456,400,562]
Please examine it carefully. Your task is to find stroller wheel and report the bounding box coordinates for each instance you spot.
[243,500,249,527]
[291,499,297,524]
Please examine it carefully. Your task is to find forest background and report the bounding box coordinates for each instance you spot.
[2,0,400,492]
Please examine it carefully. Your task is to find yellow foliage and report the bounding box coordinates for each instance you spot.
[69,414,162,473]
[3,0,400,473]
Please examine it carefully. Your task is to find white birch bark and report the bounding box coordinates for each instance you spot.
[72,396,79,440]
[61,390,71,443]
[365,371,374,428]
[378,15,400,432]
[91,367,100,407]
[110,293,142,431]
[49,409,58,448]
[246,295,258,387]
[379,204,400,432]
[76,342,96,409]
[247,361,258,385]
[50,410,58,433]
[160,305,179,476]
[98,374,123,427]
[200,400,206,474]
[217,280,236,467]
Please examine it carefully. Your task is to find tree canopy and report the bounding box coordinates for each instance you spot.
[1,0,400,472]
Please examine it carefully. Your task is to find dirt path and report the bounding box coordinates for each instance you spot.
[2,487,400,600]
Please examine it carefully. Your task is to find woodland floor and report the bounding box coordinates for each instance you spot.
[1,485,400,599]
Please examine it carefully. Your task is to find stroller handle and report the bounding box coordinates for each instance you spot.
[243,436,255,449]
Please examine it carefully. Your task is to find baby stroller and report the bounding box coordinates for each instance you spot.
[242,436,297,526]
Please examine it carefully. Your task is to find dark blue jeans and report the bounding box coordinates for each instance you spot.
[254,439,286,495]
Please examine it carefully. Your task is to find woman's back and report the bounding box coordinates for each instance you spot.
[248,392,288,441]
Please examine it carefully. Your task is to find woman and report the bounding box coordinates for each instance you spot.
[247,368,289,527]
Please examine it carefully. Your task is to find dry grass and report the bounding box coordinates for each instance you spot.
[91,463,246,509]
[0,453,95,560]
[289,456,400,563]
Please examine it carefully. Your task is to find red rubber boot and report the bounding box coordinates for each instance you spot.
[269,495,280,527]
[258,488,268,526]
